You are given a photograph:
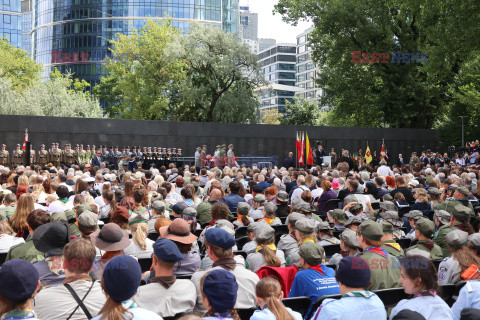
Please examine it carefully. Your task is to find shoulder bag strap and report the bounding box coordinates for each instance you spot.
[64,281,95,320]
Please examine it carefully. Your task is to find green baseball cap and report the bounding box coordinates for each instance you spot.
[358,220,383,241]
[299,242,325,265]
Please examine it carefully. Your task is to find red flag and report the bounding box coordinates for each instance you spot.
[22,131,28,151]
[298,132,305,166]
[380,141,386,159]
[306,133,313,166]
[295,131,301,154]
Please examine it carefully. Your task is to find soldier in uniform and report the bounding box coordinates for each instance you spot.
[37,144,48,167]
[101,145,108,158]
[49,143,61,167]
[227,144,235,167]
[74,144,80,158]
[166,148,172,167]
[161,147,167,167]
[220,144,227,167]
[0,144,9,167]
[213,145,221,167]
[153,147,159,168]
[62,143,76,167]
[79,144,86,156]
[409,152,420,167]
[29,144,35,166]
[12,144,24,167]
[125,146,131,157]
[112,146,121,170]
[177,148,183,168]
[90,145,96,158]
[171,148,177,166]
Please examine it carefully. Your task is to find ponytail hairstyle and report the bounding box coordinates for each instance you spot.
[255,277,295,320]
[257,237,281,267]
[102,189,117,218]
[237,208,251,227]
[131,222,148,251]
[98,277,132,320]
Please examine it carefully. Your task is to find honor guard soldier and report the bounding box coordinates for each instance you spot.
[29,144,35,166]
[0,144,9,166]
[177,148,183,167]
[62,143,76,167]
[121,146,127,158]
[161,147,167,167]
[74,144,81,158]
[50,143,62,167]
[101,145,108,158]
[166,148,172,167]
[91,145,96,158]
[79,144,87,156]
[37,144,48,167]
[135,146,143,169]
[85,145,91,157]
[113,146,122,170]
[171,148,177,166]
[220,144,227,166]
[125,146,131,159]
[150,147,156,168]
[12,144,24,167]
[227,144,235,167]
[143,147,151,169]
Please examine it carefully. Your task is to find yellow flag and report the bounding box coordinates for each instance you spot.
[365,145,372,164]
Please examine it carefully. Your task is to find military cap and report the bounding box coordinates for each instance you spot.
[380,210,404,227]
[456,186,470,196]
[349,203,363,213]
[40,144,45,148]
[216,145,221,148]
[16,144,20,147]
[468,233,480,249]
[404,210,423,220]
[315,221,332,232]
[344,216,363,227]
[222,144,226,147]
[434,209,451,225]
[1,144,5,147]
[295,219,315,234]
[172,148,176,151]
[415,217,435,238]
[202,145,207,147]
[328,209,348,224]
[299,242,325,265]
[358,220,383,241]
[254,223,275,242]
[109,146,113,149]
[288,212,305,224]
[380,201,397,211]
[92,145,96,148]
[428,187,442,196]
[78,211,98,228]
[237,202,251,213]
[51,212,68,222]
[254,194,266,204]
[451,204,471,221]
[76,144,79,147]
[264,202,277,215]
[51,142,55,146]
[446,229,469,247]
[80,144,83,147]
[383,194,394,201]
[247,221,259,232]
[65,143,71,147]
[196,146,201,150]
[177,148,182,151]
[340,229,359,249]
[381,221,394,233]
[228,144,233,147]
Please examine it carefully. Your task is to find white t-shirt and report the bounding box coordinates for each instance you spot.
[0,234,24,253]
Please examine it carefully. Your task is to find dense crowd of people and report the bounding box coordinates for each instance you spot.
[1,150,480,320]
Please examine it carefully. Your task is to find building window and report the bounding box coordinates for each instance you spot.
[3,14,11,24]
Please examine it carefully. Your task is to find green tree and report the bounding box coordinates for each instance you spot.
[94,20,186,120]
[173,22,263,123]
[274,0,471,129]
[0,38,41,91]
[0,73,103,118]
[280,98,326,126]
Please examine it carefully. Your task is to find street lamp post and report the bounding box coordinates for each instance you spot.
[459,116,466,147]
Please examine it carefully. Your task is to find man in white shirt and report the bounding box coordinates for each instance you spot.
[34,238,106,320]
[291,175,310,202]
[135,238,196,317]
[376,159,394,177]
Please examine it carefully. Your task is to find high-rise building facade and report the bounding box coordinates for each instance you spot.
[257,43,299,114]
[296,27,328,110]
[239,5,257,53]
[21,0,31,54]
[32,0,239,84]
[1,0,22,48]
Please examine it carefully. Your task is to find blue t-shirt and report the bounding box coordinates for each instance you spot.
[288,266,340,317]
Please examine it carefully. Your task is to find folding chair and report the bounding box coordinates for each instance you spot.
[147,233,159,241]
[0,252,7,266]
[397,238,411,249]
[236,236,250,251]
[282,296,311,317]
[236,308,257,320]
[137,257,153,273]
[323,244,341,258]
[235,226,248,239]
[233,250,247,260]
[176,274,193,280]
[310,293,342,316]
[374,287,411,308]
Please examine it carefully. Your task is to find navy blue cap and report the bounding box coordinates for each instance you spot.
[103,255,141,302]
[0,259,39,302]
[153,238,184,263]
[170,202,188,214]
[131,153,136,157]
[336,256,370,288]
[203,269,238,312]
[205,228,236,249]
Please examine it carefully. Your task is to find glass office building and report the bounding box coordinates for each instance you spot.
[1,0,22,48]
[32,0,239,85]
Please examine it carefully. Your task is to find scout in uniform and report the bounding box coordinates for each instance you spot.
[227,144,235,167]
[405,217,443,260]
[37,144,49,167]
[0,144,9,166]
[438,229,469,285]
[356,220,401,290]
[12,144,24,167]
[404,210,423,240]
[62,143,76,167]
[379,210,405,240]
[316,221,341,246]
[434,204,470,257]
[380,221,405,258]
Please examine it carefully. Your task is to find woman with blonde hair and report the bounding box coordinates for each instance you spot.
[0,220,24,253]
[10,193,35,237]
[17,175,29,188]
[251,277,302,320]
[123,214,154,259]
[246,224,285,272]
[411,188,432,217]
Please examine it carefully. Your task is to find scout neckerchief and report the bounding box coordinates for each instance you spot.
[256,243,277,253]
[322,236,339,244]
[414,289,437,297]
[383,241,402,252]
[308,265,324,275]
[418,239,435,250]
[2,310,37,320]
[262,217,275,225]
[300,238,315,246]
[58,197,69,204]
[343,290,375,298]
[364,246,388,258]
[210,312,232,320]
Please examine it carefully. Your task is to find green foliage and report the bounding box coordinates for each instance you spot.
[280,98,327,126]
[94,20,186,120]
[275,0,480,134]
[0,38,41,91]
[0,74,103,118]
[173,22,263,123]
